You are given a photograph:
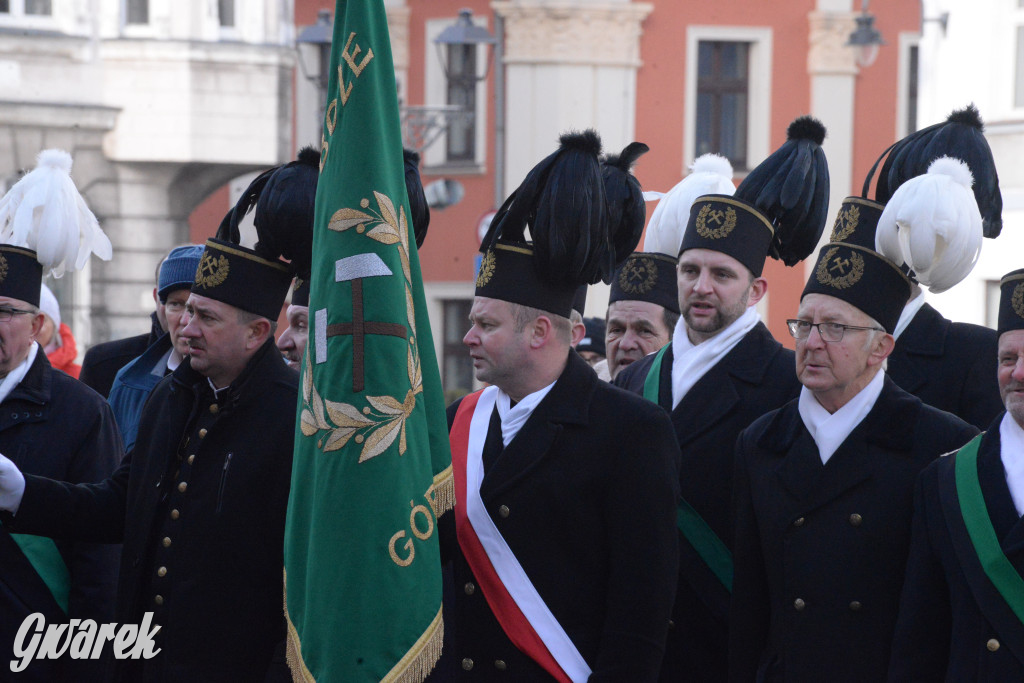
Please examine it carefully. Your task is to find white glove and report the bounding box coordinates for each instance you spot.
[0,453,26,514]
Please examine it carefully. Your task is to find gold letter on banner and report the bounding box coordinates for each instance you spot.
[339,32,374,106]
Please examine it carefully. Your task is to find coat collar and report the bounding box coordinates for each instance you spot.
[170,338,290,411]
[4,348,52,407]
[894,303,947,357]
[766,376,921,508]
[117,332,173,389]
[669,322,783,446]
[480,351,595,499]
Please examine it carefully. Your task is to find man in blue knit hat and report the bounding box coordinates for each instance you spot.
[108,244,204,450]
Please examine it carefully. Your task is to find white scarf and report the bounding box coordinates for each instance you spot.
[496,380,556,447]
[799,368,885,464]
[999,412,1024,517]
[671,306,760,409]
[0,342,38,405]
[893,291,927,340]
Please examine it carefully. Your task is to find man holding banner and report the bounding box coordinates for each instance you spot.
[889,268,1024,680]
[284,0,454,681]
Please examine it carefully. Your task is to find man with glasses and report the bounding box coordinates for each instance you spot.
[108,245,204,451]
[729,242,978,682]
[0,245,122,681]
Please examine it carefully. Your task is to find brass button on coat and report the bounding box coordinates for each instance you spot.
[178,481,187,493]
[849,601,862,611]
[988,638,1000,652]
[463,582,476,595]
[494,660,507,671]
[198,428,208,439]
[157,567,167,578]
[793,598,806,611]
[498,505,510,518]
[162,537,172,548]
[209,404,219,414]
[849,513,863,526]
[461,658,474,671]
[793,517,805,527]
[171,509,180,520]
[154,595,164,605]
[187,454,195,465]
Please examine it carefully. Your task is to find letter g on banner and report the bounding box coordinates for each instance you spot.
[11,612,44,673]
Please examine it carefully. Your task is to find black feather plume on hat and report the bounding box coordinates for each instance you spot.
[403,149,430,249]
[734,116,830,266]
[867,104,1002,237]
[482,130,617,286]
[216,146,319,279]
[602,142,650,267]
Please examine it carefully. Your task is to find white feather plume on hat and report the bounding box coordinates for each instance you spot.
[643,154,735,257]
[0,149,112,278]
[875,156,982,294]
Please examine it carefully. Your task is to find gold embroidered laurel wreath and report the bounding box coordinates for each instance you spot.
[1013,282,1024,319]
[830,205,860,242]
[194,254,230,289]
[0,254,8,284]
[475,249,496,288]
[695,204,738,240]
[816,247,865,290]
[618,256,658,295]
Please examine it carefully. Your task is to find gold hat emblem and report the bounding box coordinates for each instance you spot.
[618,256,658,295]
[830,204,860,242]
[816,246,865,290]
[1013,282,1024,319]
[695,204,738,239]
[195,252,230,289]
[0,254,8,284]
[475,249,496,288]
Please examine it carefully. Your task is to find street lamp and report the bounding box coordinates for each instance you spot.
[296,9,333,119]
[847,1,885,68]
[433,9,497,84]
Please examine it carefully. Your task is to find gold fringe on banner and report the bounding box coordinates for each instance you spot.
[381,605,444,683]
[427,465,454,519]
[283,569,317,683]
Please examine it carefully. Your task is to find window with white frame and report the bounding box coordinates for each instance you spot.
[219,0,235,28]
[0,0,53,16]
[423,17,489,171]
[897,31,921,139]
[126,0,148,25]
[685,27,771,175]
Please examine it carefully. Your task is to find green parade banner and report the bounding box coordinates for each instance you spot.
[284,1,453,680]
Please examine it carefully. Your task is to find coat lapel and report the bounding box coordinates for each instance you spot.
[671,323,779,448]
[772,376,917,514]
[480,353,594,501]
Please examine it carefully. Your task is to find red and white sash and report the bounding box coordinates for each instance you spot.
[450,387,592,683]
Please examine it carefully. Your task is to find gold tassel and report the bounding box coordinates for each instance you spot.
[427,465,455,518]
[283,569,317,683]
[381,606,444,683]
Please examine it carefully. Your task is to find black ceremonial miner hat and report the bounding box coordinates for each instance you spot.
[192,238,293,320]
[828,196,886,250]
[801,242,912,334]
[998,268,1024,337]
[0,246,42,307]
[475,242,578,319]
[680,195,775,277]
[609,252,680,314]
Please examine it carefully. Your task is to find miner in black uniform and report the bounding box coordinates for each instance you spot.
[0,149,122,682]
[441,132,679,681]
[889,268,1024,681]
[858,105,1005,430]
[729,243,978,683]
[615,121,831,682]
[0,151,320,681]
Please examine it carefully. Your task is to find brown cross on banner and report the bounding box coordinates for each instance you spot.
[325,278,407,392]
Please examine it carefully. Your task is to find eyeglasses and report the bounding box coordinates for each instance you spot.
[0,306,36,323]
[786,319,885,343]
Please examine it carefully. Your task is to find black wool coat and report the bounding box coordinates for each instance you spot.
[615,322,800,682]
[729,376,978,683]
[888,303,1002,431]
[889,416,1024,682]
[11,339,297,682]
[80,312,164,399]
[0,350,122,682]
[440,352,681,682]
